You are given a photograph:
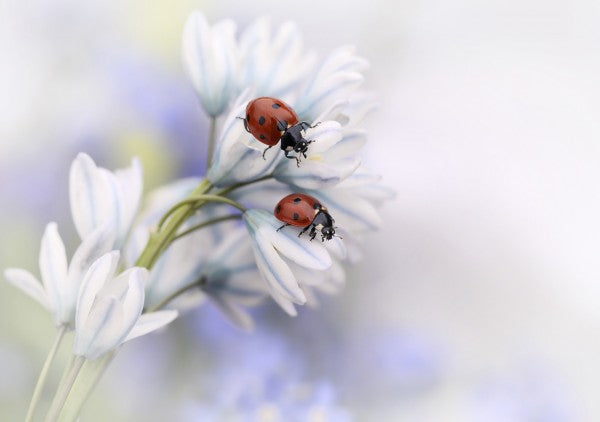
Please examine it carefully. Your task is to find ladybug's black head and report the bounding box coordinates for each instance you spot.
[321,226,335,241]
[293,139,310,154]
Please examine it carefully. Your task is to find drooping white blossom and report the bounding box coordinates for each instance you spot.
[70,152,142,248]
[126,178,268,329]
[237,17,315,98]
[242,209,333,316]
[272,120,361,190]
[4,154,142,328]
[4,223,114,327]
[292,45,369,122]
[183,11,238,117]
[74,251,177,360]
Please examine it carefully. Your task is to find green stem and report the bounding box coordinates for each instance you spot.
[25,325,67,422]
[207,117,217,168]
[217,174,274,196]
[135,179,213,269]
[54,352,115,422]
[172,214,242,242]
[45,356,85,422]
[148,276,207,312]
[187,194,247,212]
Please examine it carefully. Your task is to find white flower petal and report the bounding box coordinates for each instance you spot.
[208,92,280,187]
[294,45,368,121]
[74,296,123,359]
[118,268,147,340]
[267,284,298,317]
[251,231,306,304]
[76,251,120,330]
[302,121,343,155]
[238,18,315,97]
[327,130,367,158]
[113,157,143,246]
[124,310,178,342]
[39,222,67,314]
[69,153,115,240]
[336,91,377,127]
[4,269,49,309]
[275,156,360,190]
[67,223,116,294]
[311,190,382,232]
[246,210,331,270]
[208,295,254,331]
[183,11,238,116]
[325,237,347,261]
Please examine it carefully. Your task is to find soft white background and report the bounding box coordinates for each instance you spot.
[2,0,600,420]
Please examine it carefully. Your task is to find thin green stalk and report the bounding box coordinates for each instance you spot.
[217,174,274,196]
[159,194,247,230]
[207,117,217,168]
[186,194,247,212]
[172,214,242,242]
[25,325,67,422]
[148,276,207,312]
[45,356,85,422]
[54,352,115,422]
[135,179,213,269]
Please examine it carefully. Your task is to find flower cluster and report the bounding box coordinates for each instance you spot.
[5,154,177,359]
[180,12,393,317]
[3,11,391,420]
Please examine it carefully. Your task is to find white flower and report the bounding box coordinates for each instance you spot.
[4,223,114,327]
[207,92,281,187]
[4,153,144,328]
[243,209,332,316]
[199,228,268,329]
[70,152,143,248]
[237,17,315,98]
[272,121,361,190]
[208,92,347,189]
[183,11,238,117]
[126,179,268,330]
[292,45,369,122]
[74,251,177,360]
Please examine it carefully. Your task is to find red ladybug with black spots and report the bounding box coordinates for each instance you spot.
[242,97,318,166]
[274,193,337,241]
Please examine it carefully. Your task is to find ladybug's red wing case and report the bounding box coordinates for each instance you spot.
[274,193,320,227]
[245,97,299,146]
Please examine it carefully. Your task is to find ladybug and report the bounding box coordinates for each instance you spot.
[274,193,337,241]
[242,97,317,166]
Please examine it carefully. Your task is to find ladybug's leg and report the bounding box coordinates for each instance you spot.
[284,150,301,167]
[276,223,290,232]
[237,116,250,133]
[298,225,311,238]
[300,122,321,131]
[262,145,273,160]
[309,227,318,242]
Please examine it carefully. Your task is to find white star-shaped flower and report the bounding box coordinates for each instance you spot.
[4,153,143,328]
[242,209,333,316]
[183,11,238,117]
[74,251,177,360]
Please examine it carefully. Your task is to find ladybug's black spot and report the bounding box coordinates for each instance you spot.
[272,103,282,109]
[246,113,250,121]
[259,134,266,140]
[258,116,266,125]
[293,197,302,203]
[276,205,281,213]
[277,120,288,131]
[293,212,299,221]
